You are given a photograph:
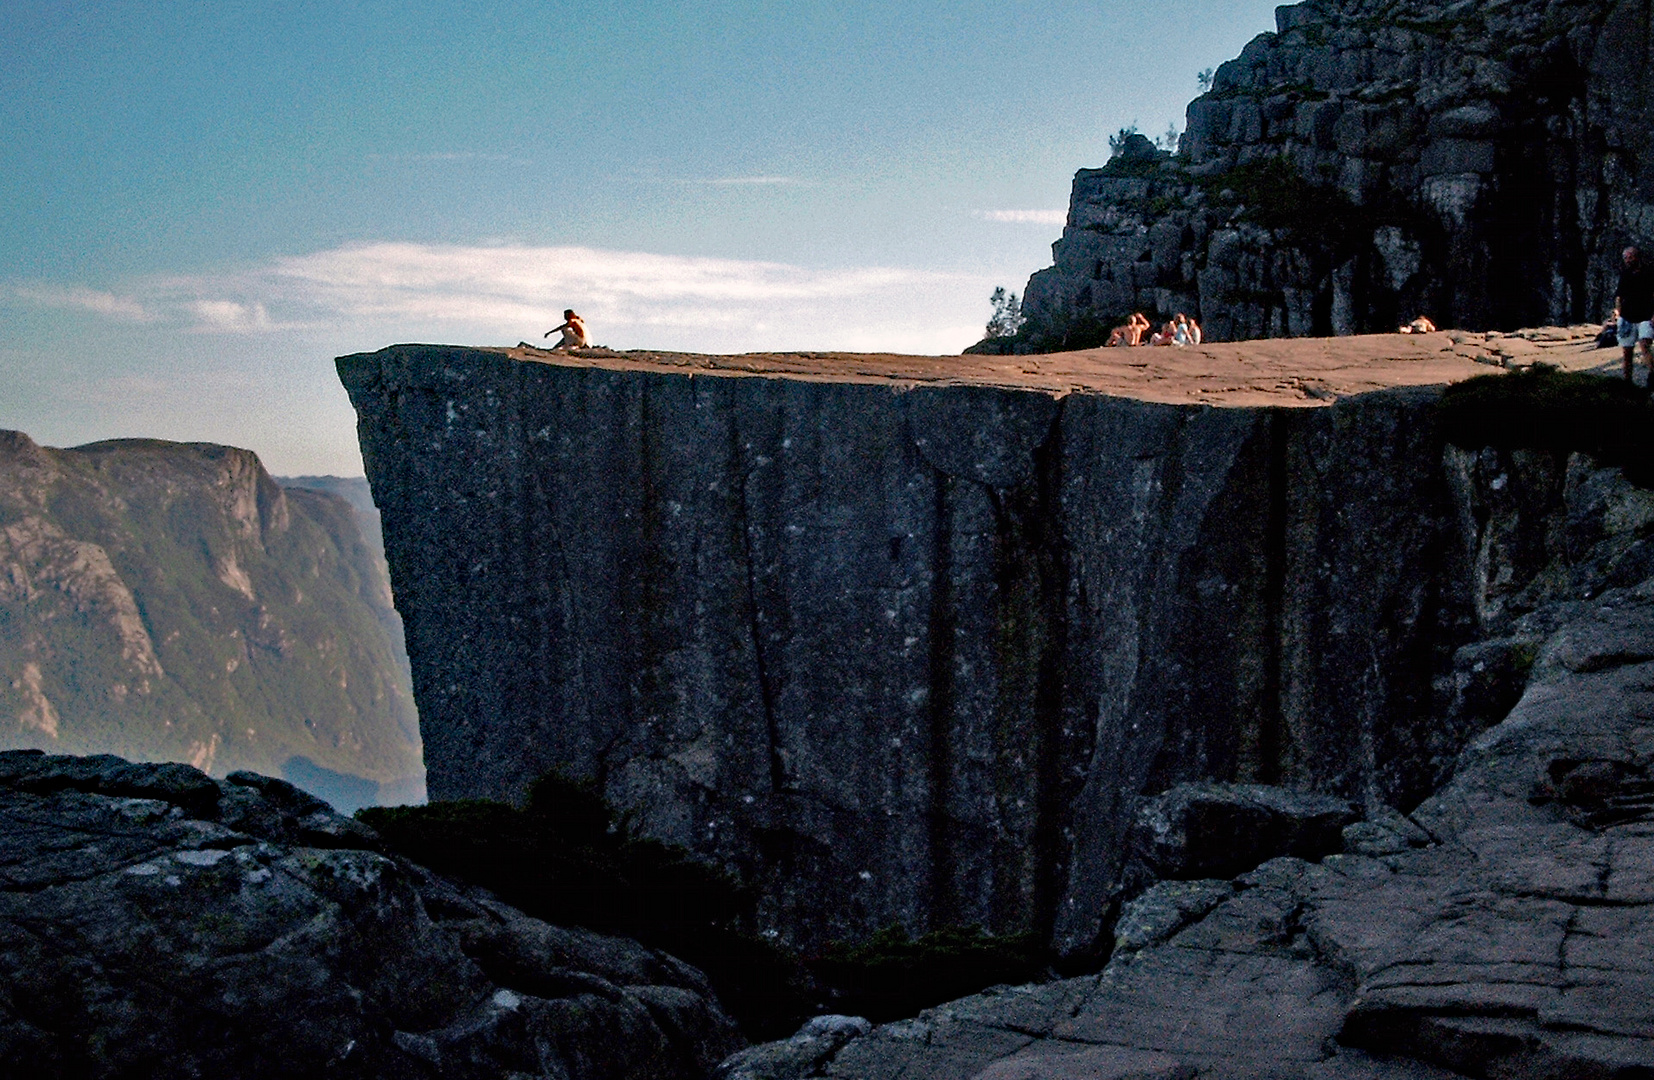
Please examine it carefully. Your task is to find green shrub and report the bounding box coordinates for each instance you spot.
[1438,365,1654,487]
[810,924,1049,1023]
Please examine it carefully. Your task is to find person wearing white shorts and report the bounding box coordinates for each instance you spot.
[1615,246,1654,385]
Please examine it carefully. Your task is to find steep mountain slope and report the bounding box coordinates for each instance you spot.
[1000,0,1652,349]
[0,432,423,809]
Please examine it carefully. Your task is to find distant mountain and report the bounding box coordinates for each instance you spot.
[0,432,423,810]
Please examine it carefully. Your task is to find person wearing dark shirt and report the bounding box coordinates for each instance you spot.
[1615,246,1654,384]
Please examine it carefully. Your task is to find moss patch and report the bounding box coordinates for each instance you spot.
[810,924,1049,1023]
[1439,366,1654,487]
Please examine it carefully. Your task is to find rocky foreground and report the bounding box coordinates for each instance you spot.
[0,751,741,1078]
[725,526,1654,1076]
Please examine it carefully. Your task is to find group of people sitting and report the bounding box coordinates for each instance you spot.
[1106,311,1203,347]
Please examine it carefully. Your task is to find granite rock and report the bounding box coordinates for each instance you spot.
[342,348,1514,955]
[1003,0,1654,349]
[1126,782,1359,882]
[341,345,1654,960]
[0,750,742,1079]
[727,574,1654,1078]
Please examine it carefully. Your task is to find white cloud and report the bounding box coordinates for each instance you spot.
[24,242,1003,354]
[699,175,801,186]
[975,209,1068,226]
[186,300,277,333]
[9,284,154,322]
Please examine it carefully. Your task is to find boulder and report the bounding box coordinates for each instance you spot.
[717,1015,873,1080]
[0,750,742,1079]
[1128,782,1359,882]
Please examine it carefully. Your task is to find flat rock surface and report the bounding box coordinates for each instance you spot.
[502,326,1611,406]
[0,752,742,1079]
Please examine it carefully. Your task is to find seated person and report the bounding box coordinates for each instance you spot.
[544,309,589,351]
[1128,312,1151,345]
[1398,315,1437,334]
[1150,320,1179,346]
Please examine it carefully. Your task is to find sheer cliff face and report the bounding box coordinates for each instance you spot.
[0,433,424,809]
[1014,0,1646,348]
[342,346,1497,954]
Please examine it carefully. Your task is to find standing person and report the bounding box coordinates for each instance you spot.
[1616,247,1654,385]
[544,309,588,351]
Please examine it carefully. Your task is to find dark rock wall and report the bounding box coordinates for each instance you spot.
[340,347,1514,956]
[1011,0,1652,349]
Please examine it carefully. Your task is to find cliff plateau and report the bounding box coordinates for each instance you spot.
[340,333,1621,960]
[1006,0,1654,349]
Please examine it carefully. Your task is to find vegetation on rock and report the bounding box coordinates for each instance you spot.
[812,924,1048,1023]
[1440,366,1654,486]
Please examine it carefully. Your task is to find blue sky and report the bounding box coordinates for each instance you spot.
[2,0,1279,474]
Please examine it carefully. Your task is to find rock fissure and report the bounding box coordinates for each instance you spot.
[731,421,786,798]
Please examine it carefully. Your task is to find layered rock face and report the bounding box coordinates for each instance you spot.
[0,750,740,1078]
[340,344,1596,956]
[0,433,423,809]
[1012,0,1652,348]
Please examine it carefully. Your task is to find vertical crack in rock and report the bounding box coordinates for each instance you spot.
[1257,411,1290,786]
[730,404,786,796]
[926,466,958,926]
[1028,415,1071,938]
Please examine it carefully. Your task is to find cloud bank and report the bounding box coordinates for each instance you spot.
[975,209,1068,225]
[8,242,996,354]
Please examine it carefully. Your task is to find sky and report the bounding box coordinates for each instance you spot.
[2,0,1281,475]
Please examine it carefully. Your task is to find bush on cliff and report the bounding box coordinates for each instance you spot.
[359,773,809,1039]
[1439,365,1654,486]
[810,924,1049,1023]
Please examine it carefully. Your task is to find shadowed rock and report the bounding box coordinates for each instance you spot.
[0,750,741,1079]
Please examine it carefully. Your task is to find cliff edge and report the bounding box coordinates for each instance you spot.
[340,331,1621,959]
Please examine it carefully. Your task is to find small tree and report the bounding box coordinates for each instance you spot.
[1107,124,1141,157]
[1157,124,1180,153]
[1197,67,1215,93]
[986,287,1025,339]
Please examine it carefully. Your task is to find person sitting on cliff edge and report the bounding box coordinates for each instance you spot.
[544,309,589,352]
[1616,246,1654,386]
[1105,312,1151,346]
